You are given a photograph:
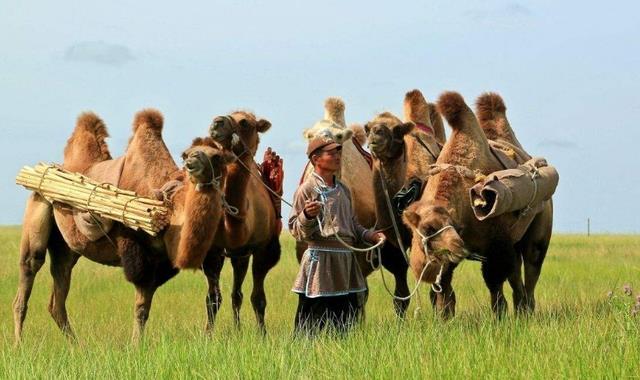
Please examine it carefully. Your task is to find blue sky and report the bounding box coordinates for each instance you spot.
[1,0,638,232]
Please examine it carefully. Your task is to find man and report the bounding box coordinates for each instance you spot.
[289,136,384,335]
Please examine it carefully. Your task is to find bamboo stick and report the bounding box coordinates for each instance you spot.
[16,163,170,236]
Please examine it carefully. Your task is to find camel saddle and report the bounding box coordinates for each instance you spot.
[72,156,126,241]
[392,178,424,216]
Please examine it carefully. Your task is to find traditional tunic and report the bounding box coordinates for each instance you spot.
[289,173,368,298]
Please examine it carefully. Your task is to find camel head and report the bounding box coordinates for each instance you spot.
[365,112,414,161]
[302,120,353,144]
[208,111,272,157]
[402,201,468,265]
[302,97,353,144]
[181,137,235,189]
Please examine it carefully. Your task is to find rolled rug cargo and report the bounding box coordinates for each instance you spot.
[469,157,559,221]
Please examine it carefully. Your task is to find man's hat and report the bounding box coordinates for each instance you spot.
[306,136,341,158]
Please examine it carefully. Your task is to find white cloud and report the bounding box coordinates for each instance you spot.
[64,41,134,66]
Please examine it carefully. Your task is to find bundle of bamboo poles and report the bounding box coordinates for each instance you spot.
[16,163,169,236]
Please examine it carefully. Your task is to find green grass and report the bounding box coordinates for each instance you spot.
[1,227,639,378]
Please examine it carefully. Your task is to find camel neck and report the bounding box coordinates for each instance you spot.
[174,182,220,269]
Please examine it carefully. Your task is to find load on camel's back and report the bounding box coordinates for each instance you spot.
[402,91,557,318]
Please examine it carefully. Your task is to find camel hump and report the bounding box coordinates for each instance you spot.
[475,92,507,123]
[403,89,431,126]
[133,108,163,133]
[324,97,346,128]
[64,112,111,167]
[436,91,473,130]
[75,112,109,141]
[349,123,367,146]
[427,103,446,144]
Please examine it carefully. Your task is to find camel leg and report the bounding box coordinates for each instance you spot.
[507,253,526,314]
[131,285,157,345]
[517,203,552,313]
[47,230,80,341]
[250,237,281,334]
[229,253,250,329]
[381,244,410,318]
[522,242,549,313]
[482,262,509,318]
[13,193,53,345]
[202,250,225,334]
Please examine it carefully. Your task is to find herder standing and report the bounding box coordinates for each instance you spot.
[289,136,384,335]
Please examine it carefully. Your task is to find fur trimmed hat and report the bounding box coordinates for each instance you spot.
[306,136,341,158]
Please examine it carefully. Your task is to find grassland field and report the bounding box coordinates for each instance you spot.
[0,226,638,378]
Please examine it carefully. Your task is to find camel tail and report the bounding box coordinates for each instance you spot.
[133,108,164,133]
[324,97,346,128]
[63,112,111,168]
[436,91,474,131]
[427,102,446,144]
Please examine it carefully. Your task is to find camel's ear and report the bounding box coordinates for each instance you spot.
[256,119,272,133]
[302,128,314,140]
[393,122,415,139]
[180,147,192,161]
[222,151,237,164]
[402,203,421,229]
[364,123,370,135]
[334,129,353,143]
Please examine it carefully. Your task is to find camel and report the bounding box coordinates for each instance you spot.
[13,110,233,344]
[402,91,553,318]
[364,89,443,315]
[206,111,282,333]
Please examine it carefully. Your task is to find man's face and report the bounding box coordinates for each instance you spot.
[313,148,341,172]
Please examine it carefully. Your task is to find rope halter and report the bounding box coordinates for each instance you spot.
[411,224,455,293]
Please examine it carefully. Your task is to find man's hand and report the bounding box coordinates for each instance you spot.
[366,230,386,244]
[303,200,322,218]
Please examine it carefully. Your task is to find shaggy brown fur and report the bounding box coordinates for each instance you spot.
[324,97,346,127]
[403,91,553,318]
[208,111,281,333]
[63,112,111,173]
[13,111,229,345]
[403,89,431,126]
[132,108,164,133]
[475,92,523,148]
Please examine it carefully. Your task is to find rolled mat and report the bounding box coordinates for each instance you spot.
[469,157,559,221]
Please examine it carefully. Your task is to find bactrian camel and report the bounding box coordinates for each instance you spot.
[13,110,233,344]
[364,89,444,315]
[207,111,282,333]
[402,92,553,318]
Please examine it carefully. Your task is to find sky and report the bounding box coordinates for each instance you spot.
[1,0,638,233]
